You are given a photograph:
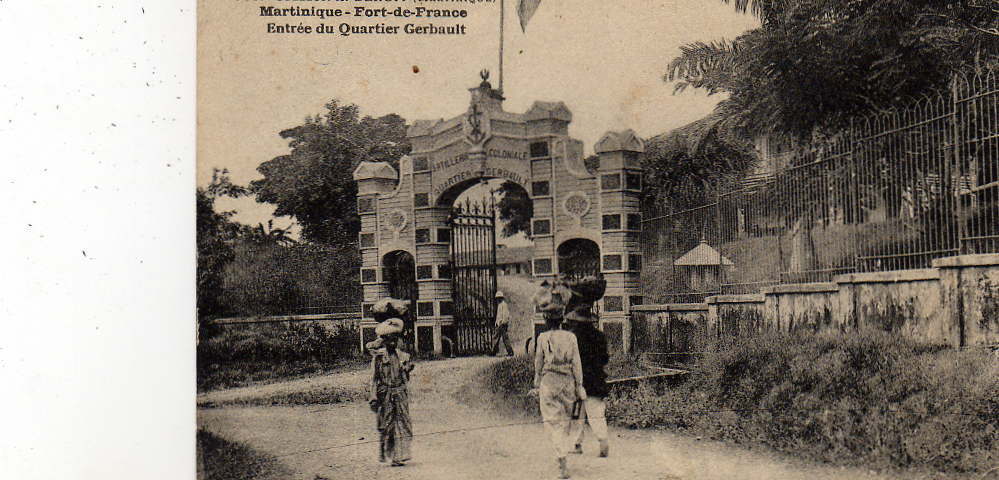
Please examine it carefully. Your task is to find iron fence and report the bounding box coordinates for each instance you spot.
[641,72,999,303]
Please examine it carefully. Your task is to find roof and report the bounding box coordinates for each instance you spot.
[352,161,398,181]
[524,101,573,122]
[674,241,734,266]
[496,246,533,264]
[594,129,644,154]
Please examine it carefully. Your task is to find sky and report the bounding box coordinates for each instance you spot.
[197,0,760,232]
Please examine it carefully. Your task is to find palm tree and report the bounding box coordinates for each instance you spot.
[249,220,298,246]
[665,0,998,141]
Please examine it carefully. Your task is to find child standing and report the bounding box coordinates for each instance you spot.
[366,299,415,466]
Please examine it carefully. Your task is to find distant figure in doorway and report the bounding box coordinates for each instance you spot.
[366,298,415,467]
[530,301,586,479]
[491,290,515,356]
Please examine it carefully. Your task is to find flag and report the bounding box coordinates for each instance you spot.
[517,0,542,32]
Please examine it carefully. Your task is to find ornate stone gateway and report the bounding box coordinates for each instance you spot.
[446,199,498,355]
[354,73,645,355]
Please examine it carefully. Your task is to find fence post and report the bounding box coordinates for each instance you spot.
[715,180,723,294]
[951,76,966,255]
[849,118,861,274]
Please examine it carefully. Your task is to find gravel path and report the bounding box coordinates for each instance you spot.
[195,356,948,480]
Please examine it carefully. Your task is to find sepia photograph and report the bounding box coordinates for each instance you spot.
[195,1,998,479]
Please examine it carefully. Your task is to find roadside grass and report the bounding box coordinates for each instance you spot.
[468,330,998,475]
[197,429,289,480]
[197,382,369,408]
[197,322,364,392]
[456,351,655,418]
[609,331,998,475]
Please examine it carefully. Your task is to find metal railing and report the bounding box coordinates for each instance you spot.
[641,72,999,304]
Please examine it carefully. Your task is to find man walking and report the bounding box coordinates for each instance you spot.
[566,307,610,457]
[491,291,514,356]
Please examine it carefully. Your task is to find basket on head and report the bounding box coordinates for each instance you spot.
[565,275,606,304]
[371,298,408,322]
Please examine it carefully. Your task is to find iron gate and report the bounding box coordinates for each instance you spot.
[447,199,498,355]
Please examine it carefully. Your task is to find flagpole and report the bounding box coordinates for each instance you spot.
[499,0,505,94]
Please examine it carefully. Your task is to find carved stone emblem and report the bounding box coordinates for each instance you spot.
[463,70,493,150]
[563,191,591,226]
[386,209,408,240]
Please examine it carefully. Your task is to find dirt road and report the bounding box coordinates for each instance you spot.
[196,357,939,480]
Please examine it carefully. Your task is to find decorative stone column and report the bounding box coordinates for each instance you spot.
[594,130,645,353]
[352,160,405,351]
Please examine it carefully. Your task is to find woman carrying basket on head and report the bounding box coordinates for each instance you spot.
[365,298,415,467]
[530,280,587,479]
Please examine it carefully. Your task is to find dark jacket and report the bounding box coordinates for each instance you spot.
[571,322,610,398]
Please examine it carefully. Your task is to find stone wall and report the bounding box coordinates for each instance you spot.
[936,254,999,347]
[835,269,944,342]
[629,254,999,350]
[630,304,709,354]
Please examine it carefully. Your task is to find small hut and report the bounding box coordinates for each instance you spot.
[673,240,735,293]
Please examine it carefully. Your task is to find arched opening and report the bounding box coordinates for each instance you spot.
[439,177,535,355]
[382,250,416,346]
[557,238,602,318]
[557,238,600,281]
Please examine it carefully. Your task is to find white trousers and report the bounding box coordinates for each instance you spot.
[570,396,608,445]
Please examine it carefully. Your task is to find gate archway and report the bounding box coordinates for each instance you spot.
[557,238,601,281]
[354,73,645,355]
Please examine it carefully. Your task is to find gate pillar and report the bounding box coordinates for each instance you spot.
[353,160,408,351]
[594,130,645,354]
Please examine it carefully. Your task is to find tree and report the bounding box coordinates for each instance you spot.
[246,220,297,246]
[196,169,246,328]
[641,117,758,214]
[666,0,998,141]
[251,100,411,245]
[496,181,533,237]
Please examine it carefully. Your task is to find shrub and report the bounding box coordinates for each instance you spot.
[197,321,363,391]
[460,351,655,417]
[608,331,998,473]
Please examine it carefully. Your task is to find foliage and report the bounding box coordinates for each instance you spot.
[667,0,998,141]
[251,100,411,244]
[197,321,362,391]
[496,180,533,237]
[610,330,999,473]
[641,119,758,213]
[197,169,248,328]
[197,429,289,480]
[219,240,361,317]
[459,351,653,417]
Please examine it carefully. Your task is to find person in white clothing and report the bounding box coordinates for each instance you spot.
[490,291,514,356]
[530,312,586,479]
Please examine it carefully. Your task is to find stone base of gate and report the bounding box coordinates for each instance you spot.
[359,319,446,356]
[531,313,631,355]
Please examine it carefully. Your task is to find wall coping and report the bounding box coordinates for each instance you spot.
[633,303,708,312]
[932,254,999,269]
[763,282,838,294]
[705,294,765,304]
[834,268,940,284]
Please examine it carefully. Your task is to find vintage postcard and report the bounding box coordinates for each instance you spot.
[196,1,998,479]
